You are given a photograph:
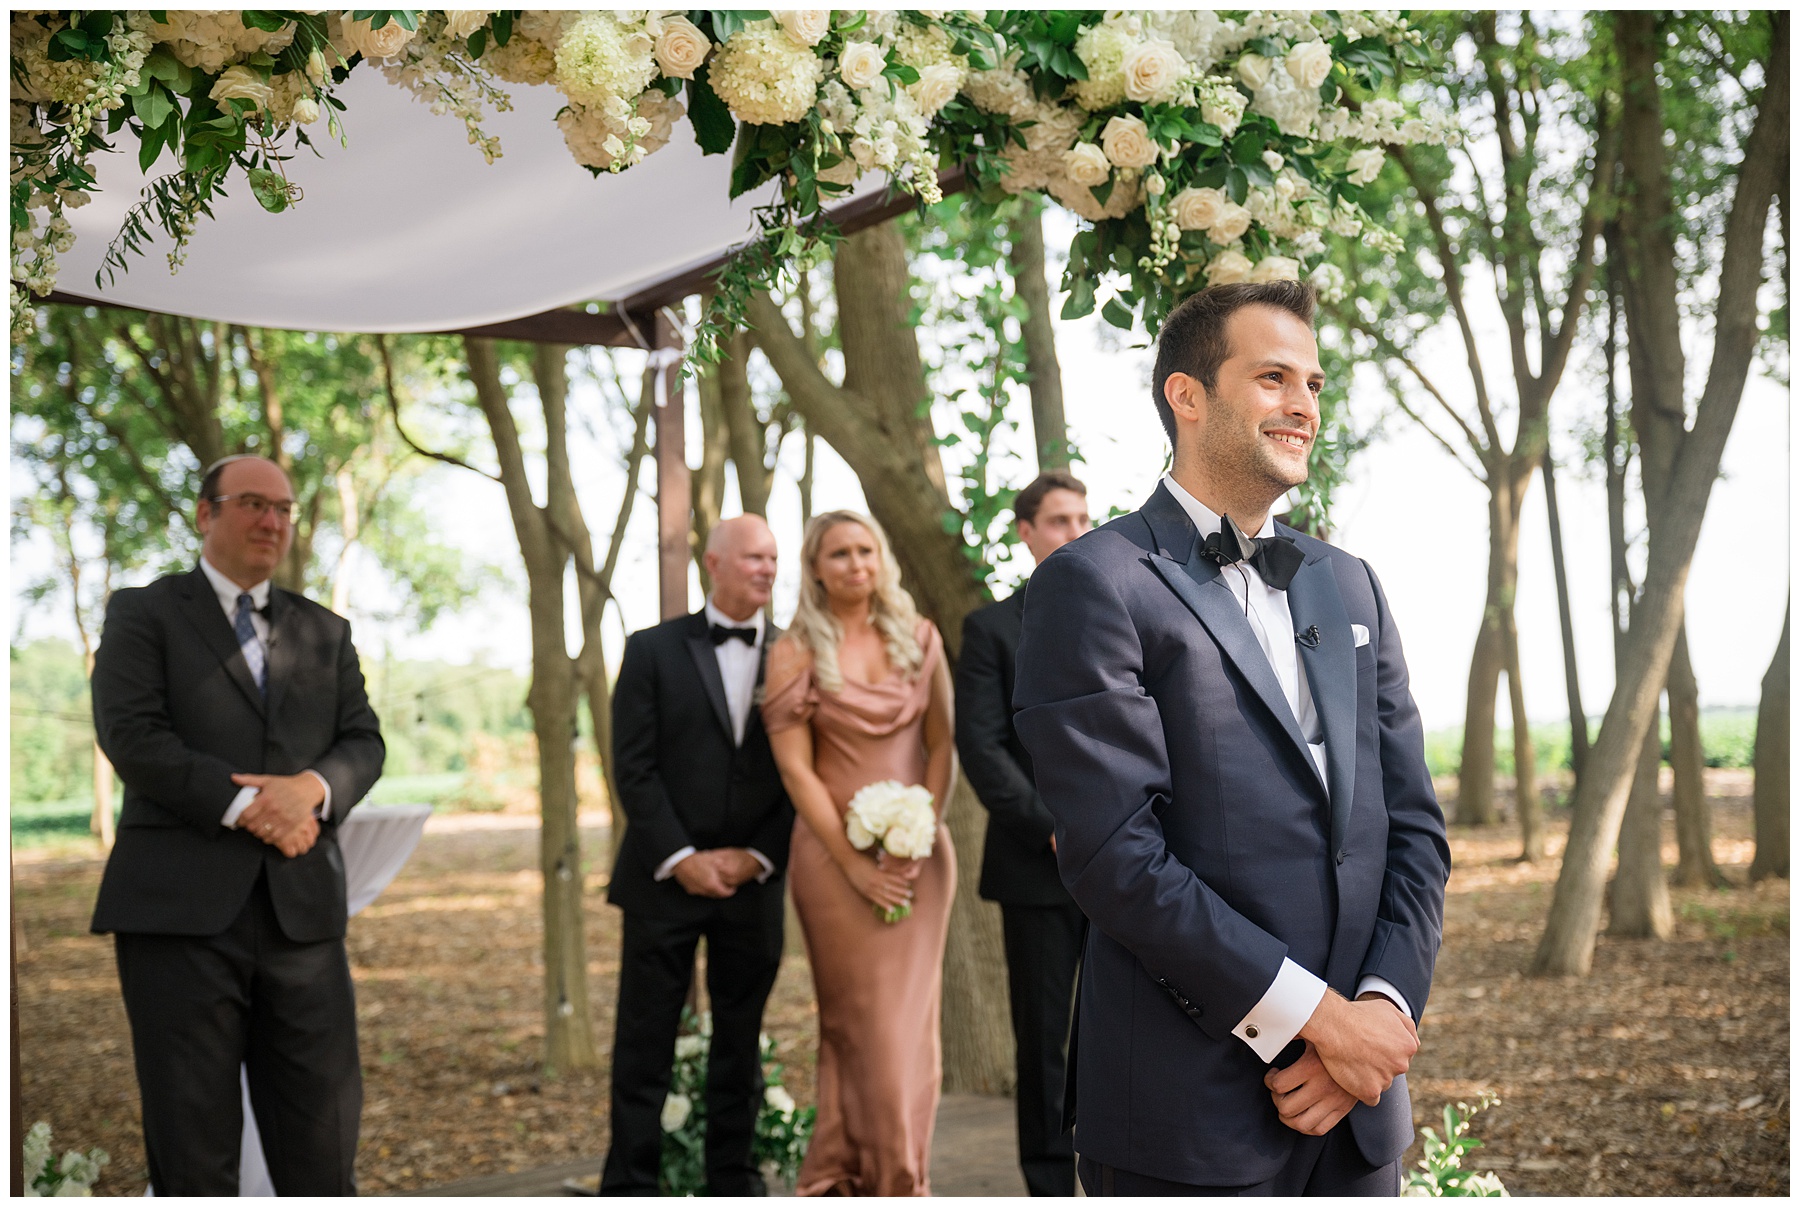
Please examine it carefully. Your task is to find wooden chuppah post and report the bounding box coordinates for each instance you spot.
[653,310,691,621]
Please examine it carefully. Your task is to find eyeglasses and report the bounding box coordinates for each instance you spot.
[208,493,300,524]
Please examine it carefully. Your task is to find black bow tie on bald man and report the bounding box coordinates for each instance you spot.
[711,623,757,647]
[1200,515,1305,592]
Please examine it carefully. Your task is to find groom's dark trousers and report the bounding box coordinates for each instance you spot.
[89,567,384,1195]
[956,588,1083,1197]
[1014,484,1450,1193]
[603,611,794,1195]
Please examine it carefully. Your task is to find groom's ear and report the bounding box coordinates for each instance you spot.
[1163,372,1205,429]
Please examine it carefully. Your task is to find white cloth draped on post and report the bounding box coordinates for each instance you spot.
[144,803,432,1198]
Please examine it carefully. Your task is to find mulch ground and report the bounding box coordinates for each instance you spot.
[13,772,1787,1197]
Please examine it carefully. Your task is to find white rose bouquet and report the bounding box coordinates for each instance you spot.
[843,780,937,922]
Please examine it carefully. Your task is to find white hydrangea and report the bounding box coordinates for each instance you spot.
[558,88,683,172]
[151,11,295,75]
[1247,65,1321,138]
[1071,20,1135,110]
[554,11,657,120]
[963,60,1035,122]
[710,25,825,125]
[1144,9,1227,73]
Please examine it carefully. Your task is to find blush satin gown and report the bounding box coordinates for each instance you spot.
[761,621,956,1197]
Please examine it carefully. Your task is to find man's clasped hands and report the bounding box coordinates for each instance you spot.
[1264,990,1420,1136]
[231,771,325,858]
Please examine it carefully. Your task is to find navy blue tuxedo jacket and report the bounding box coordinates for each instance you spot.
[1013,484,1449,1186]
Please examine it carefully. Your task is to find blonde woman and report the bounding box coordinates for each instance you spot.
[762,510,957,1196]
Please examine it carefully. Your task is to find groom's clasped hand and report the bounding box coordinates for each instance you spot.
[1266,991,1421,1136]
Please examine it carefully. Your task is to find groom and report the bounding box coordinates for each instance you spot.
[1014,281,1450,1195]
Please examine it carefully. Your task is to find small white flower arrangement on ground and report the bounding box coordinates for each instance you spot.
[22,1121,109,1197]
[844,779,936,923]
[659,1009,814,1195]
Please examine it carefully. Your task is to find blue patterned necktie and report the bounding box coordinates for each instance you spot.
[234,592,267,698]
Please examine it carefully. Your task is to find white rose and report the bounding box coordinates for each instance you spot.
[1170,186,1226,231]
[209,65,275,111]
[1248,255,1301,283]
[1205,248,1254,285]
[1062,142,1111,187]
[660,1092,692,1133]
[776,10,831,47]
[764,1085,797,1115]
[845,811,876,850]
[1262,150,1284,172]
[1123,40,1185,104]
[654,15,710,79]
[337,12,416,61]
[1145,172,1166,197]
[1236,52,1271,91]
[909,62,962,118]
[443,10,493,41]
[290,95,320,124]
[1274,175,1297,200]
[1099,115,1157,169]
[674,1034,707,1060]
[1207,201,1251,244]
[1345,147,1385,186]
[839,40,885,90]
[1285,40,1333,91]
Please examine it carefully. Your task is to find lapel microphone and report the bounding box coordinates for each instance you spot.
[1296,625,1321,648]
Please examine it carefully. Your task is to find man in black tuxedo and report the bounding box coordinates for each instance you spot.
[90,454,384,1196]
[602,515,795,1196]
[955,470,1091,1197]
[1015,282,1450,1195]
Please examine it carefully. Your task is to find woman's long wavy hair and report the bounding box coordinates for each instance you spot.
[787,510,924,693]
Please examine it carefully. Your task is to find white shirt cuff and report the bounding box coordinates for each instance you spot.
[220,785,258,828]
[746,848,775,884]
[305,770,332,820]
[654,846,698,882]
[1233,958,1328,1063]
[1355,975,1412,1021]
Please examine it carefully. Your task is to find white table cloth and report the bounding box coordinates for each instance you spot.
[145,803,432,1197]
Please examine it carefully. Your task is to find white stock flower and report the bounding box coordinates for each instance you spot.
[1123,39,1185,104]
[1205,248,1254,285]
[776,10,831,47]
[710,26,824,124]
[1399,118,1430,144]
[1248,255,1301,283]
[209,65,275,111]
[1072,20,1133,109]
[1170,186,1227,230]
[1346,147,1385,186]
[442,11,494,41]
[1062,142,1111,187]
[765,1085,797,1115]
[1236,52,1272,91]
[653,15,711,79]
[1100,115,1157,169]
[1197,75,1246,136]
[1308,261,1347,302]
[1207,201,1251,244]
[661,1092,692,1132]
[1285,40,1333,90]
[838,41,885,90]
[910,62,963,118]
[338,12,416,61]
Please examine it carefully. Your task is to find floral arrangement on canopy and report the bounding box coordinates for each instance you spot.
[10,9,1452,348]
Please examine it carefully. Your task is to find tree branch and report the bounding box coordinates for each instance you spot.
[377,334,501,482]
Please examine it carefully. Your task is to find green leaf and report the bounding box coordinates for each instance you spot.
[137,126,167,174]
[239,11,290,33]
[1060,275,1096,320]
[1226,165,1248,204]
[1089,176,1115,207]
[491,10,513,47]
[1101,297,1135,330]
[247,168,291,213]
[466,27,486,58]
[131,85,174,131]
[48,29,92,61]
[687,65,736,156]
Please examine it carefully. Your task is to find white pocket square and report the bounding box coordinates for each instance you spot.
[1352,624,1371,647]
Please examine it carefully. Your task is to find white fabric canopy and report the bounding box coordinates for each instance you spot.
[57,71,879,333]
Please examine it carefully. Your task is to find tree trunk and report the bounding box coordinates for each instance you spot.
[466,337,599,1074]
[331,467,360,616]
[747,221,1008,1093]
[1501,607,1543,862]
[1602,267,1632,657]
[654,315,691,621]
[1541,449,1589,784]
[799,426,815,528]
[692,355,729,595]
[1667,627,1726,887]
[1458,480,1528,827]
[1007,199,1069,471]
[1530,15,1784,975]
[1608,712,1673,937]
[717,330,773,517]
[1748,605,1789,881]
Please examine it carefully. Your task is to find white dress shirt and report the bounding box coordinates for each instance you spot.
[652,598,775,886]
[199,559,331,828]
[1160,477,1410,1061]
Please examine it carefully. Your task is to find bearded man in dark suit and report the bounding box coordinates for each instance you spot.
[1015,282,1450,1195]
[955,470,1091,1197]
[602,514,795,1196]
[90,453,385,1196]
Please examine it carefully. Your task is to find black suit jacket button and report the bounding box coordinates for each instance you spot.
[1244,1024,1259,1039]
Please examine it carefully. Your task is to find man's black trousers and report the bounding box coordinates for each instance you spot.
[600,886,785,1196]
[114,870,361,1196]
[1001,900,1085,1197]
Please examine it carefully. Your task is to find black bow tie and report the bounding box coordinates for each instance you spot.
[1199,515,1305,591]
[710,623,757,647]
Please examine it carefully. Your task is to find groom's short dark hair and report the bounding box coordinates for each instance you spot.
[1151,281,1318,446]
